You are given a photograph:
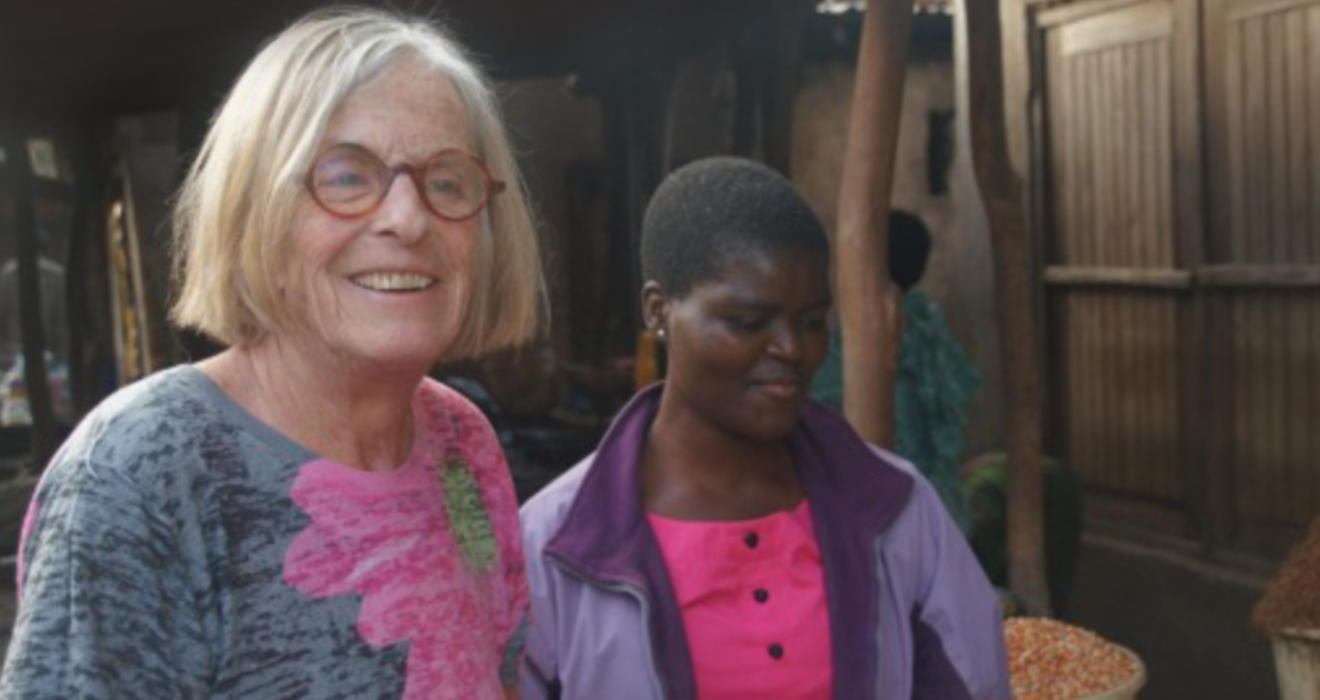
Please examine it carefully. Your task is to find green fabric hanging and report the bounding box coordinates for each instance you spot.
[811,291,979,532]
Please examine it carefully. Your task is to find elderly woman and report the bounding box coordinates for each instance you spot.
[519,157,1009,699]
[1,9,541,700]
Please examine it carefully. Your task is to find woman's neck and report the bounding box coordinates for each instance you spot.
[198,339,423,472]
[641,398,805,521]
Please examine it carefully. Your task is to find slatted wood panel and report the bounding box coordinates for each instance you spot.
[1208,0,1320,534]
[1044,0,1184,502]
[1228,292,1320,526]
[1057,291,1183,499]
[1048,1,1175,268]
[1221,1,1320,264]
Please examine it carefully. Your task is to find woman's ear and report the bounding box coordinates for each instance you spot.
[641,281,669,335]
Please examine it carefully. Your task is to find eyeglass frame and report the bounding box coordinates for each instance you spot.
[303,143,507,222]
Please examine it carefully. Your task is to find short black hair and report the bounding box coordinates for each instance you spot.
[640,157,828,298]
[888,209,931,291]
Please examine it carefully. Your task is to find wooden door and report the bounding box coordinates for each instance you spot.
[1203,0,1320,551]
[1039,0,1191,525]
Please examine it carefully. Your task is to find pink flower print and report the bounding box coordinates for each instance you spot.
[282,457,506,700]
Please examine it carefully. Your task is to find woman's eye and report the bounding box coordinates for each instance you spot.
[803,316,829,333]
[429,178,462,196]
[315,164,372,190]
[727,316,768,333]
[328,172,367,187]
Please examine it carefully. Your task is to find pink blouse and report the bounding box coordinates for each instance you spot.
[647,501,833,700]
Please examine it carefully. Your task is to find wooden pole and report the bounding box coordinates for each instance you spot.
[10,137,58,470]
[963,0,1051,615]
[835,0,911,447]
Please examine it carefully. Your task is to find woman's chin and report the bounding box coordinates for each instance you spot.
[328,335,452,374]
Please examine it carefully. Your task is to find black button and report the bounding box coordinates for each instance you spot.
[768,643,784,659]
[753,588,769,603]
[744,531,760,548]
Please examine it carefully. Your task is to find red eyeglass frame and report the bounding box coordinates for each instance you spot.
[304,144,507,222]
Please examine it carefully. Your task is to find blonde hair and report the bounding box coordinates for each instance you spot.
[171,6,544,358]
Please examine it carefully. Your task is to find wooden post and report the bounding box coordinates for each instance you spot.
[835,0,911,447]
[10,137,58,470]
[964,0,1051,614]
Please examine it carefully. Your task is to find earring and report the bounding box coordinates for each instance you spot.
[655,328,667,342]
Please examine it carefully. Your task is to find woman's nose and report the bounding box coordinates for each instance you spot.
[767,320,804,362]
[370,172,432,243]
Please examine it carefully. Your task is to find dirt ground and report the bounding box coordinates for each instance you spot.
[1067,535,1278,699]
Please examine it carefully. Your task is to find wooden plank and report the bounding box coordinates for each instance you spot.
[1311,8,1320,265]
[1077,294,1095,484]
[1174,0,1208,538]
[1284,296,1305,521]
[1109,47,1126,267]
[1114,44,1129,267]
[1197,264,1320,287]
[1286,15,1310,265]
[1156,36,1176,266]
[1039,0,1149,27]
[1310,297,1319,519]
[1163,299,1181,499]
[1166,299,1183,499]
[1092,294,1105,487]
[1267,294,1286,521]
[1311,12,1320,522]
[1044,265,1193,287]
[1227,0,1320,21]
[1060,1,1173,56]
[1145,40,1161,266]
[1080,295,1096,486]
[1080,51,1098,263]
[1234,297,1256,521]
[1242,16,1268,262]
[1066,48,1082,264]
[1049,33,1074,263]
[1222,16,1245,261]
[1267,13,1290,264]
[1086,51,1103,267]
[1126,41,1140,266]
[1135,295,1151,495]
[1107,293,1123,491]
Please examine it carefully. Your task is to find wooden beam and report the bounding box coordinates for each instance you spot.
[1037,0,1148,27]
[965,0,1051,615]
[1196,264,1320,288]
[1172,0,1213,548]
[1043,265,1193,289]
[8,136,58,470]
[835,0,911,447]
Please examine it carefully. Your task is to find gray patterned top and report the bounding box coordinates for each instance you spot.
[0,365,527,700]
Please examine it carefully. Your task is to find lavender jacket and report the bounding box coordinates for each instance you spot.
[518,385,1010,699]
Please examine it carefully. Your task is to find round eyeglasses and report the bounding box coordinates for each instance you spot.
[305,144,506,221]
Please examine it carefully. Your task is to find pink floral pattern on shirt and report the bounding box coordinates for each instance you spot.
[282,379,527,700]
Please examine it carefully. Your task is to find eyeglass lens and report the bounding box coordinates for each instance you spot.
[309,145,492,219]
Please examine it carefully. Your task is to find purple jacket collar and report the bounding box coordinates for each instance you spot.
[544,383,915,700]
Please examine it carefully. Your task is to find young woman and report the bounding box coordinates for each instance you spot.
[518,157,1009,699]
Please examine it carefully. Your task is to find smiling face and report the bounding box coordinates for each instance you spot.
[649,248,832,443]
[279,54,479,371]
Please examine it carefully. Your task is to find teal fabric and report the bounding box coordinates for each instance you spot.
[811,292,979,532]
